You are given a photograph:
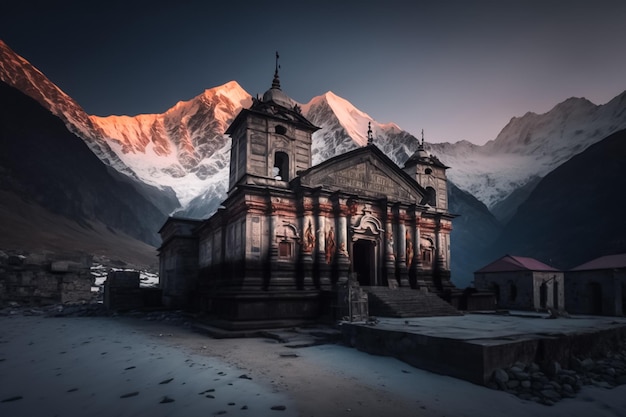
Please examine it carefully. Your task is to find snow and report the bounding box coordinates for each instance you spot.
[322,91,374,147]
[1,313,625,417]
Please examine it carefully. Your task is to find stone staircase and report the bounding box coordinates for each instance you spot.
[363,286,461,318]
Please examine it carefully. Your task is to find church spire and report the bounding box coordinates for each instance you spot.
[367,121,373,146]
[271,51,281,90]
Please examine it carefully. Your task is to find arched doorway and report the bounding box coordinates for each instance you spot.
[353,239,376,286]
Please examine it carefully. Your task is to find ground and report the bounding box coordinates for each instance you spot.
[1,311,626,417]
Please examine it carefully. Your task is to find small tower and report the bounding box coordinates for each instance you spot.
[403,130,449,210]
[226,53,320,192]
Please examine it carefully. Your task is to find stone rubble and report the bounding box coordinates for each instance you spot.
[489,350,626,406]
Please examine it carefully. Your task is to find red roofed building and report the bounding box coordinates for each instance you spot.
[566,253,626,316]
[474,255,564,311]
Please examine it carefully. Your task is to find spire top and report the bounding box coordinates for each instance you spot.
[367,121,373,145]
[271,51,281,90]
[421,129,425,146]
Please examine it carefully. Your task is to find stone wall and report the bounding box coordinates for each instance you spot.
[0,251,93,306]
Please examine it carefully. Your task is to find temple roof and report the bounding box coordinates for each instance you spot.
[404,131,448,169]
[226,53,319,134]
[570,253,626,271]
[475,254,560,273]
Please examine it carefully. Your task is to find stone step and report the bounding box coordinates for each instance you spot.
[363,287,461,318]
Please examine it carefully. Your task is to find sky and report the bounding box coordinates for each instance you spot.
[1,0,625,145]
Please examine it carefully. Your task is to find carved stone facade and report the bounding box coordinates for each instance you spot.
[158,67,456,328]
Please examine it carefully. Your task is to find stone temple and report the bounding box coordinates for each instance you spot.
[158,63,458,328]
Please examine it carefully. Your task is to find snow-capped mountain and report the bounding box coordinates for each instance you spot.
[3,38,626,221]
[427,92,626,209]
[0,40,134,178]
[90,81,251,207]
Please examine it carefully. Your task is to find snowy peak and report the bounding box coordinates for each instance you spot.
[429,91,626,210]
[88,82,252,207]
[302,91,419,165]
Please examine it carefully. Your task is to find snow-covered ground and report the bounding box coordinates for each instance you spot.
[1,314,625,417]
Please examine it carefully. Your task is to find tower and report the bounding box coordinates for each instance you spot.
[226,53,319,192]
[402,130,449,210]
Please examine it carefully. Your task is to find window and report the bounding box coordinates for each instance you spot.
[278,241,292,258]
[275,125,287,135]
[420,187,437,207]
[425,168,432,175]
[274,151,289,181]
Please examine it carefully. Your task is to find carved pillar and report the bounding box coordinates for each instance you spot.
[265,195,278,290]
[411,209,428,290]
[300,214,315,290]
[315,195,332,290]
[335,198,351,285]
[384,204,396,287]
[434,215,454,293]
[395,205,410,287]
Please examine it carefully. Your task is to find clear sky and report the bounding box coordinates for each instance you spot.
[2,0,625,145]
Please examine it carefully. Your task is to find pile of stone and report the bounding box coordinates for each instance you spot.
[489,351,626,405]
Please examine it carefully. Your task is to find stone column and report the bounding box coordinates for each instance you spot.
[301,214,315,290]
[384,205,396,287]
[315,197,332,290]
[395,206,410,287]
[411,210,427,290]
[336,202,351,285]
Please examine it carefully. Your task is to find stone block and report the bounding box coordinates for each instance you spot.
[106,271,140,288]
[51,261,69,272]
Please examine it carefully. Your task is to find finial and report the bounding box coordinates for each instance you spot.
[421,129,425,146]
[367,121,373,145]
[271,51,281,90]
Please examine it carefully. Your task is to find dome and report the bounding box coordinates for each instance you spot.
[262,87,295,109]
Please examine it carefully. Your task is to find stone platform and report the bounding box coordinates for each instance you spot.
[341,312,626,385]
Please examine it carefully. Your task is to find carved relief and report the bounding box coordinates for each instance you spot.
[325,227,336,264]
[304,220,316,252]
[406,229,413,268]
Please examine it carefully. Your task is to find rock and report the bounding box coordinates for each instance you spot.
[540,389,561,402]
[521,380,532,389]
[545,361,561,377]
[493,368,509,384]
[507,380,520,389]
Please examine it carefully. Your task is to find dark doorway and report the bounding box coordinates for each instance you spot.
[353,239,375,286]
[540,282,548,309]
[589,282,603,315]
[553,281,559,309]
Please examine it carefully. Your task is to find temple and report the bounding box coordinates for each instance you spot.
[158,60,457,328]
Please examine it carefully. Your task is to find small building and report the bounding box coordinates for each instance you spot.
[565,253,626,316]
[474,255,564,311]
[158,60,458,328]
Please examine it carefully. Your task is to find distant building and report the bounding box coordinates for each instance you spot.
[565,253,626,316]
[158,62,457,328]
[474,255,564,311]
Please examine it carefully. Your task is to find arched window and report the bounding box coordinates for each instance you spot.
[275,125,287,135]
[274,151,289,181]
[425,168,432,175]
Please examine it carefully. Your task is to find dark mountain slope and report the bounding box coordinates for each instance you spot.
[487,128,626,269]
[0,82,169,247]
[448,181,502,287]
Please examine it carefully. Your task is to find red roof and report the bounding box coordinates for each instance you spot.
[475,255,559,273]
[570,253,626,271]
